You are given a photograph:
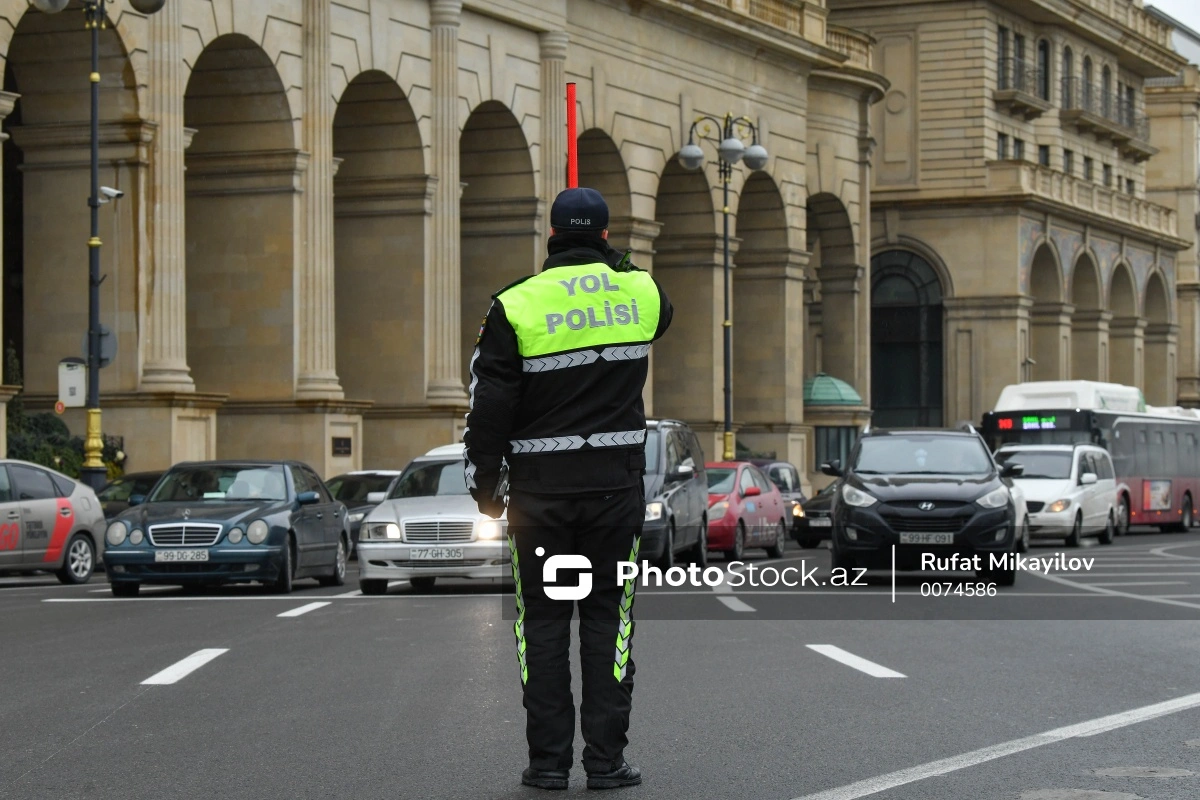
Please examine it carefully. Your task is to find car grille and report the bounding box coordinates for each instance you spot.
[403,520,475,544]
[148,523,224,547]
[1026,501,1045,513]
[884,515,967,533]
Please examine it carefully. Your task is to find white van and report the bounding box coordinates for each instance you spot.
[994,444,1117,545]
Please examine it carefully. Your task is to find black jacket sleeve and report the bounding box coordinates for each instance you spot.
[652,276,673,341]
[463,299,522,503]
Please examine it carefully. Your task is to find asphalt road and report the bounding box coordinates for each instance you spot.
[4,531,1200,800]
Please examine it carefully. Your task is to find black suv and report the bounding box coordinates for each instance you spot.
[823,427,1024,585]
[643,419,709,568]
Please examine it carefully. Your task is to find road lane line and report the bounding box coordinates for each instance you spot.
[1030,569,1200,611]
[806,645,905,678]
[711,567,756,612]
[277,601,331,617]
[788,689,1200,800]
[141,649,228,685]
[1088,581,1189,587]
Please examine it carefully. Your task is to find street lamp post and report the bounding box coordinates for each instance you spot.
[28,0,166,490]
[678,113,768,462]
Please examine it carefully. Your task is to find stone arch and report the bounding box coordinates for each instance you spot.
[459,100,537,386]
[650,157,718,435]
[732,171,791,428]
[805,192,860,392]
[332,70,426,432]
[1027,241,1066,381]
[577,128,632,240]
[183,34,297,410]
[1107,261,1142,388]
[1143,270,1175,404]
[2,2,143,401]
[1069,251,1106,380]
[870,249,945,427]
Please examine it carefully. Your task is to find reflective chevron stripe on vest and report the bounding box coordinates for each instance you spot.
[498,262,661,359]
[509,429,646,454]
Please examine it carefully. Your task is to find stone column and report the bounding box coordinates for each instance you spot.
[141,2,193,391]
[1178,283,1200,405]
[1145,322,1179,405]
[426,0,468,404]
[0,91,17,366]
[1108,316,1146,390]
[539,31,568,217]
[1030,302,1073,381]
[1071,310,1112,382]
[296,0,344,399]
[816,263,865,392]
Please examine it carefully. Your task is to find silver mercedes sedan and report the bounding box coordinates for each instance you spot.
[357,443,507,594]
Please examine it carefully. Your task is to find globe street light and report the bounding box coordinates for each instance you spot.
[27,0,167,489]
[678,113,768,461]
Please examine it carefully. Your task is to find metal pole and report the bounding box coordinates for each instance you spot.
[721,114,734,462]
[81,0,106,490]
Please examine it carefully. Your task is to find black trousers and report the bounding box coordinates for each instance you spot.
[506,484,643,773]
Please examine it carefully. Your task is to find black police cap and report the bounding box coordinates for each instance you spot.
[550,187,609,232]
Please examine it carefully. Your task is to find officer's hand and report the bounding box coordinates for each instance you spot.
[477,495,506,519]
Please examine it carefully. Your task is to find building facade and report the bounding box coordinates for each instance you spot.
[829,0,1190,427]
[0,0,885,488]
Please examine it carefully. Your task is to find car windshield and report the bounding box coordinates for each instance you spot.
[99,479,134,502]
[853,436,993,475]
[326,474,394,503]
[389,460,469,498]
[707,468,737,494]
[996,450,1072,479]
[148,465,288,502]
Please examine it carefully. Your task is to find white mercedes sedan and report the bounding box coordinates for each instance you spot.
[357,444,507,594]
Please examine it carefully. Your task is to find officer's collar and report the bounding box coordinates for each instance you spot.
[543,232,615,270]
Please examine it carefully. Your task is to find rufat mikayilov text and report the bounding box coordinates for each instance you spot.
[921,553,1096,573]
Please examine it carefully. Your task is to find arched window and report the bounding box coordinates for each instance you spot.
[1102,65,1112,118]
[1037,40,1051,101]
[1061,47,1074,107]
[1083,57,1093,111]
[871,250,945,428]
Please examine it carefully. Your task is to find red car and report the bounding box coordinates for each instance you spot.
[705,461,789,560]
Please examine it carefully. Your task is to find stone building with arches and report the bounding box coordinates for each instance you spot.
[829,0,1190,426]
[0,0,886,486]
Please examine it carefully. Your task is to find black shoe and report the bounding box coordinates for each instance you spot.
[521,767,569,790]
[586,761,641,790]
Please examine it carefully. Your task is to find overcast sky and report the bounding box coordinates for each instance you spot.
[1148,0,1200,34]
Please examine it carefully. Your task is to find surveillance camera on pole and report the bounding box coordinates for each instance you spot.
[98,186,123,204]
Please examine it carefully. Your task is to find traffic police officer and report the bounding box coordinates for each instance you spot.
[464,187,672,790]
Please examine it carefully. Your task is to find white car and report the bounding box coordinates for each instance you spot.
[995,444,1117,546]
[0,459,107,583]
[357,444,507,594]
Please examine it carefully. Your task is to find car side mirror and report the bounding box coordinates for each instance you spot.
[820,461,843,478]
[1001,463,1024,478]
[743,486,761,498]
[366,491,386,504]
[128,494,145,507]
[297,491,320,505]
[668,464,694,481]
[1080,472,1098,486]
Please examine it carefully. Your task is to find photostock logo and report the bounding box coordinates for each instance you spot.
[538,547,593,601]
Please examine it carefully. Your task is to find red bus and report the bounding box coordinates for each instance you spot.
[980,381,1200,534]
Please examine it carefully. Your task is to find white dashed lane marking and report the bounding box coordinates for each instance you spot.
[141,649,229,685]
[277,601,331,618]
[806,645,906,679]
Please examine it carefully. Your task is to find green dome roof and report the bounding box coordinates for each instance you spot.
[803,373,863,406]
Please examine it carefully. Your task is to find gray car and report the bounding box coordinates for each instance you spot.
[0,459,106,584]
[357,444,507,594]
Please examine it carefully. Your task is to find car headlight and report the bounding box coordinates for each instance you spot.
[793,504,805,518]
[841,484,878,508]
[645,502,664,522]
[228,527,244,544]
[477,519,504,540]
[105,521,127,547]
[247,520,270,545]
[708,501,730,518]
[976,487,1011,509]
[1046,498,1071,514]
[129,529,144,546]
[366,522,401,540]
[348,512,365,524]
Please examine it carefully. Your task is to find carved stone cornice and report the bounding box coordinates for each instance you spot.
[11,121,158,169]
[334,174,437,218]
[184,150,309,196]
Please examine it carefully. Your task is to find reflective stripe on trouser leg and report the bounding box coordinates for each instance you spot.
[613,535,640,681]
[509,535,529,685]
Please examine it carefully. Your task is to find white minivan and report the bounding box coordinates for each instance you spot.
[994,444,1117,546]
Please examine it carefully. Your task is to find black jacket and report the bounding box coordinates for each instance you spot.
[464,233,673,498]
